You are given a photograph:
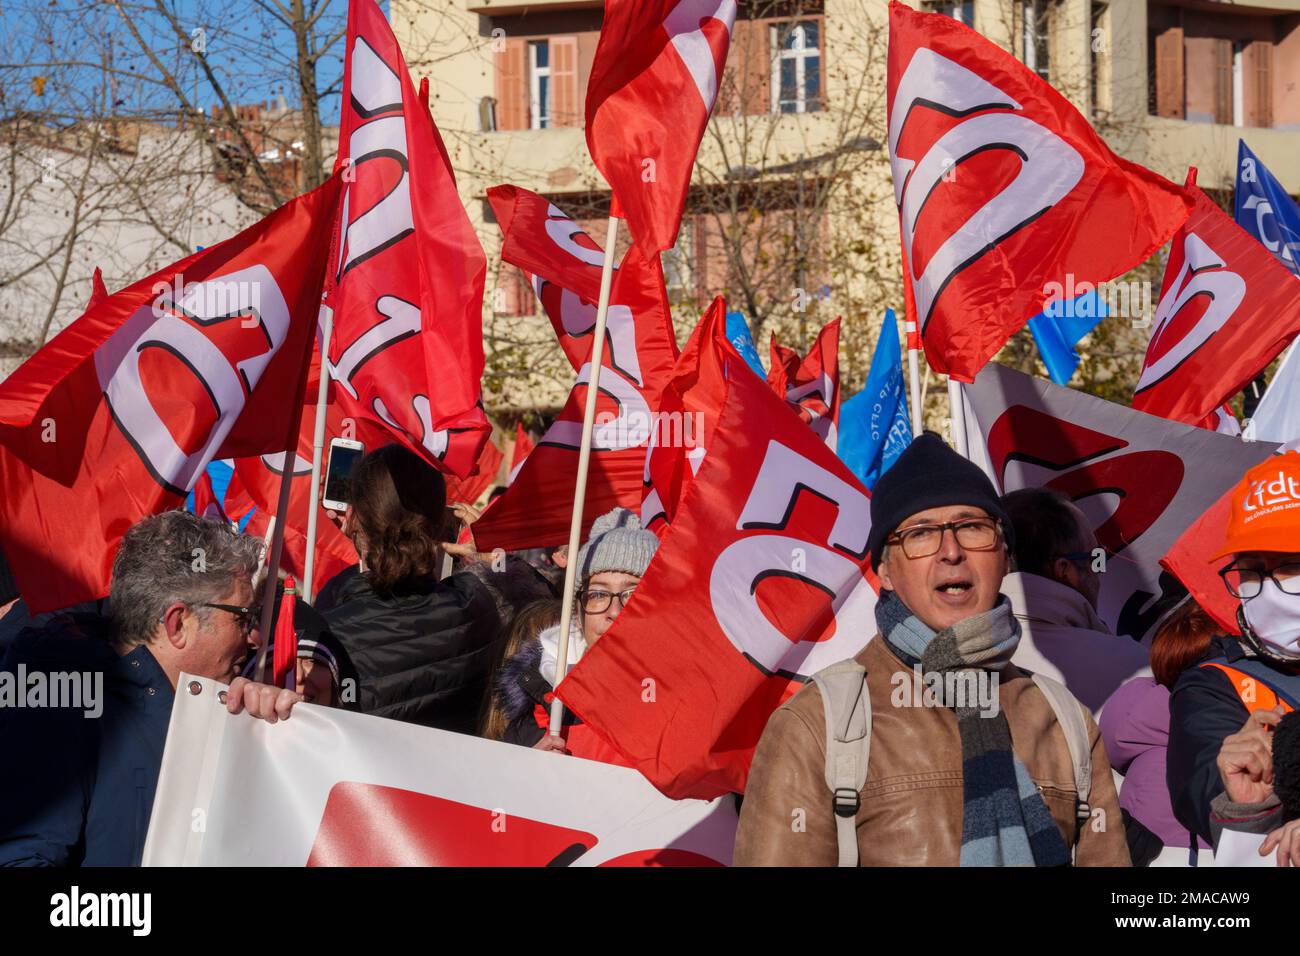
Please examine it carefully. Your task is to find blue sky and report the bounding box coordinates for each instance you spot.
[3,0,372,126]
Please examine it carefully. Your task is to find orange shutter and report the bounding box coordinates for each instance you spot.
[550,36,580,127]
[1154,26,1184,119]
[1246,39,1273,128]
[718,18,771,116]
[494,38,528,131]
[1213,38,1232,125]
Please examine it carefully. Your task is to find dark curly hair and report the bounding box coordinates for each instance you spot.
[348,444,446,597]
[1275,710,1300,822]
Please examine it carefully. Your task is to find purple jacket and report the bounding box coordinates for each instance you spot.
[1100,676,1209,850]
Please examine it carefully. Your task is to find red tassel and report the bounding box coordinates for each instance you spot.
[271,577,298,689]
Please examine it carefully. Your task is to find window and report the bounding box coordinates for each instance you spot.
[529,41,551,130]
[922,1,973,26]
[1021,0,1053,82]
[771,21,822,114]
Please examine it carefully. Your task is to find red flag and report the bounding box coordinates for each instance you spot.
[887,1,1190,382]
[0,177,341,613]
[766,318,841,451]
[472,189,679,552]
[328,0,490,479]
[1160,488,1243,637]
[507,424,534,486]
[641,297,736,534]
[585,0,737,255]
[558,352,879,799]
[224,347,362,592]
[192,468,228,522]
[446,438,504,505]
[88,267,108,309]
[1133,171,1300,425]
[272,577,299,688]
[485,185,679,374]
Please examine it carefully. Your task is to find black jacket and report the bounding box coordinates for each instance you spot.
[322,569,503,733]
[1167,634,1300,845]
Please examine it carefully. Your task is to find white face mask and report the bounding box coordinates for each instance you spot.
[1242,578,1300,654]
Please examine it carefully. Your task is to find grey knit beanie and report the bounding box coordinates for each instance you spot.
[575,508,659,582]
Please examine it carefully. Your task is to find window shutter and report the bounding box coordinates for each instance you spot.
[550,36,580,127]
[718,18,770,115]
[1213,38,1232,125]
[1247,39,1273,128]
[494,38,528,131]
[1154,26,1184,119]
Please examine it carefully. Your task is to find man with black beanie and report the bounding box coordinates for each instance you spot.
[736,433,1129,866]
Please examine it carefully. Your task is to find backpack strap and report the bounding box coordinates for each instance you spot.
[812,659,871,868]
[1030,672,1092,822]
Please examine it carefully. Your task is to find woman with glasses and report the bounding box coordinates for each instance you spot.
[496,507,659,763]
[1167,454,1300,860]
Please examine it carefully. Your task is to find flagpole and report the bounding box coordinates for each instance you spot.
[302,303,333,604]
[251,409,305,683]
[905,315,923,438]
[948,377,970,459]
[250,324,314,683]
[548,208,621,738]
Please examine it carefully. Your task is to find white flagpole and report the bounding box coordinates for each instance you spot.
[948,377,970,459]
[252,450,299,683]
[905,316,923,438]
[302,303,333,604]
[548,211,620,738]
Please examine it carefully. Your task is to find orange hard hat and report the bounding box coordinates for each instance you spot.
[1210,452,1300,562]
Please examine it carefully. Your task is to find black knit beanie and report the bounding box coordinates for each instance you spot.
[868,432,1014,571]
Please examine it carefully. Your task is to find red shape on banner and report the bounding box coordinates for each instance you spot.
[307,782,598,866]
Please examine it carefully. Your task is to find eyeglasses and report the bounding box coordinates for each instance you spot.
[1219,563,1300,600]
[886,518,1001,560]
[200,602,261,636]
[579,588,636,614]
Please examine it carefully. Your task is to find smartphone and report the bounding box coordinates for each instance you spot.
[322,438,365,512]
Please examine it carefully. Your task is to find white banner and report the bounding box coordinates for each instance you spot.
[143,675,738,866]
[961,364,1277,642]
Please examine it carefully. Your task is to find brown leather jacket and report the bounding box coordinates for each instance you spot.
[735,634,1131,866]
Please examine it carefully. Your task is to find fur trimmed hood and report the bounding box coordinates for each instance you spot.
[495,622,586,723]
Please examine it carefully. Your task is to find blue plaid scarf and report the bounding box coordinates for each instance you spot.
[877,589,1071,867]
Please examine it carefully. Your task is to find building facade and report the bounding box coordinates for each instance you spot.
[396,0,1300,410]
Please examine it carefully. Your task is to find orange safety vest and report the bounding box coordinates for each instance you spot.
[1200,662,1297,716]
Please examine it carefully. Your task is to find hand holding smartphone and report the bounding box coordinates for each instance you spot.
[322,438,365,512]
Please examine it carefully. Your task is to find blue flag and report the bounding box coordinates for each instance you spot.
[1235,140,1300,277]
[725,311,767,380]
[839,310,912,489]
[1027,289,1108,386]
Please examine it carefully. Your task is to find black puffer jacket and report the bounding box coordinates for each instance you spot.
[319,556,553,734]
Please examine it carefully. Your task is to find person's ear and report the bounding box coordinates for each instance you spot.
[878,550,894,591]
[1051,556,1078,589]
[159,602,189,650]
